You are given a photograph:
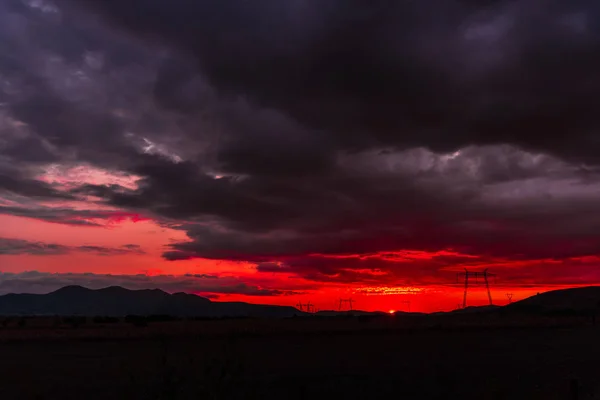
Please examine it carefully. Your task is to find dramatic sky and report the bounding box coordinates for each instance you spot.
[1,0,600,312]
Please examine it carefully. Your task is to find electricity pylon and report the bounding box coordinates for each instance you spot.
[338,298,354,311]
[456,268,496,308]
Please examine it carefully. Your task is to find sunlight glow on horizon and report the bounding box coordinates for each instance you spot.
[354,286,425,296]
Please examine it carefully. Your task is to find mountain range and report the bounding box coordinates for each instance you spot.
[0,286,304,318]
[505,286,600,313]
[0,285,599,317]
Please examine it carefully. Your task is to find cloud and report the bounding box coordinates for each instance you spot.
[0,173,74,200]
[1,0,600,290]
[0,205,149,226]
[0,270,302,297]
[61,0,600,163]
[262,252,600,288]
[77,244,144,256]
[0,237,145,256]
[0,237,67,256]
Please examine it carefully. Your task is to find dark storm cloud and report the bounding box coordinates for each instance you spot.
[3,0,600,288]
[0,0,167,174]
[87,145,600,279]
[0,173,74,199]
[6,0,600,173]
[0,237,145,256]
[62,0,600,163]
[0,271,301,296]
[255,251,600,288]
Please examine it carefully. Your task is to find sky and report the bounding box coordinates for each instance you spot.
[1,0,600,312]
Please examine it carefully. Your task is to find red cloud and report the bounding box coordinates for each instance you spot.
[105,212,151,224]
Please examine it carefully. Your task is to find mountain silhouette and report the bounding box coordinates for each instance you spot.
[506,286,600,313]
[2,285,599,318]
[0,286,304,318]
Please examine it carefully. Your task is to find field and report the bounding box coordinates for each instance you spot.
[0,314,598,399]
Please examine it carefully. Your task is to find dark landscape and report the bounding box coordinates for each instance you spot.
[3,0,600,399]
[0,286,599,399]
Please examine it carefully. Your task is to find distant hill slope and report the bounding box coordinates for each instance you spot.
[3,285,600,318]
[435,305,501,316]
[314,310,386,317]
[507,286,600,313]
[0,286,304,318]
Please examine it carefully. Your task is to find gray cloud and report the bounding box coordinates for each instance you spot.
[0,172,74,200]
[0,237,145,256]
[0,270,302,296]
[0,205,145,226]
[60,0,600,164]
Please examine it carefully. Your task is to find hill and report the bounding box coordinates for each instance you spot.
[314,310,386,317]
[0,285,304,318]
[506,286,600,313]
[448,305,500,314]
[3,285,600,318]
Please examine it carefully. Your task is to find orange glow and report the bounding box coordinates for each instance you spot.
[355,286,424,295]
[389,310,395,314]
[2,214,600,312]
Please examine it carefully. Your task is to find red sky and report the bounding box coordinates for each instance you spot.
[2,0,600,313]
[0,210,592,312]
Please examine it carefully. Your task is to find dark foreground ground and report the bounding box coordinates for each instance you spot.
[0,316,598,399]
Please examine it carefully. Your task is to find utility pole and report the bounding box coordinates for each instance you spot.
[456,268,496,308]
[506,293,513,304]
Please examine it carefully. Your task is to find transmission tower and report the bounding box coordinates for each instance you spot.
[338,298,354,311]
[506,293,513,304]
[305,301,314,313]
[296,301,315,313]
[456,268,496,308]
